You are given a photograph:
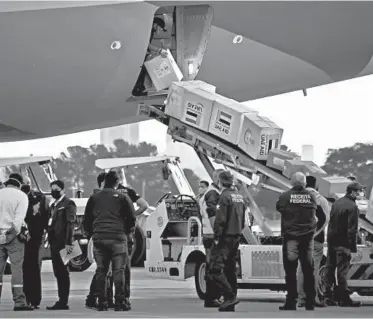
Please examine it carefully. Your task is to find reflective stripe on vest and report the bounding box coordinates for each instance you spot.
[199,184,220,235]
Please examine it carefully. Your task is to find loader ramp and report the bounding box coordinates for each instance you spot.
[138,80,368,237]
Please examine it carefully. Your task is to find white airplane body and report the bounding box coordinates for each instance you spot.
[1,1,373,142]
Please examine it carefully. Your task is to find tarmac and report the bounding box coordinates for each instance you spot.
[0,261,373,318]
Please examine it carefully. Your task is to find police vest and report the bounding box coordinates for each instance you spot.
[199,184,220,235]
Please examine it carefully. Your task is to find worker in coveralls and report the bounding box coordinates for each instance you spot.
[297,175,330,308]
[323,182,365,307]
[83,171,136,311]
[208,170,246,312]
[198,169,223,308]
[276,172,317,311]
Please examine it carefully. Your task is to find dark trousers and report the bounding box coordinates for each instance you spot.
[93,239,128,303]
[208,236,240,300]
[23,238,42,306]
[50,244,70,305]
[106,243,132,300]
[282,235,315,304]
[203,235,221,302]
[324,245,351,301]
[89,239,132,300]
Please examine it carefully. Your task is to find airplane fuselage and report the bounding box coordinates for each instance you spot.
[1,1,373,142]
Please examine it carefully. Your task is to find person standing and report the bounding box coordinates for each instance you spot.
[323,182,365,307]
[199,169,223,308]
[208,171,246,312]
[83,171,136,311]
[297,175,330,308]
[0,173,33,311]
[85,173,107,309]
[196,180,209,201]
[276,172,317,311]
[21,177,45,309]
[114,176,149,310]
[45,180,77,310]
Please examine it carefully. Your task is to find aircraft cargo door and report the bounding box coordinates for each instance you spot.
[175,5,213,81]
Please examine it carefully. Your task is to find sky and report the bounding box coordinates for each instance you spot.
[0,75,372,176]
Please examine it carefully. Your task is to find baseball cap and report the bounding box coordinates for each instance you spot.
[219,171,234,184]
[347,182,366,192]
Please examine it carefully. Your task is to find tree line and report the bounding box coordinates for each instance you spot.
[4,141,372,215]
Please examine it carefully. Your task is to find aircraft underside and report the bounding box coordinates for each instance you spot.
[1,1,373,142]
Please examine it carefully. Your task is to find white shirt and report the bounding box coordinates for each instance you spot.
[0,187,28,235]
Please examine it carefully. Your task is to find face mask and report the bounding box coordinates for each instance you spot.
[357,191,365,200]
[51,190,61,199]
[21,184,31,194]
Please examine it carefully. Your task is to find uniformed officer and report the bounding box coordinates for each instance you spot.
[208,170,246,312]
[323,182,364,307]
[276,172,317,311]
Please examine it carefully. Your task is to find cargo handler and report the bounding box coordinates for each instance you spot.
[199,169,223,308]
[208,171,247,312]
[276,172,317,311]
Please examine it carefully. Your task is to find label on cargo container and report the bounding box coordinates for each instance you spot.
[214,110,232,135]
[273,157,285,169]
[155,61,171,78]
[184,101,203,126]
[244,129,254,145]
[259,134,269,156]
[167,90,182,107]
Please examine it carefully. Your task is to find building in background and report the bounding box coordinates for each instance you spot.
[100,120,209,180]
[301,144,314,161]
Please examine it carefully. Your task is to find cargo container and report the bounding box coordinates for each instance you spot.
[144,49,183,91]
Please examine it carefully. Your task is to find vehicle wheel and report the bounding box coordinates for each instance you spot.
[4,262,11,275]
[68,244,92,272]
[131,226,146,267]
[194,259,207,300]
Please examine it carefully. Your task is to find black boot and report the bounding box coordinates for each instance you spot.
[337,287,361,307]
[219,297,240,311]
[204,299,221,308]
[96,301,108,311]
[114,301,130,311]
[279,300,297,310]
[85,295,97,309]
[338,294,361,307]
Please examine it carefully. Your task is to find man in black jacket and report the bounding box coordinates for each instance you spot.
[85,173,109,309]
[323,182,364,307]
[208,171,246,312]
[45,180,77,310]
[21,177,45,309]
[297,175,330,308]
[276,172,317,311]
[83,171,136,311]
